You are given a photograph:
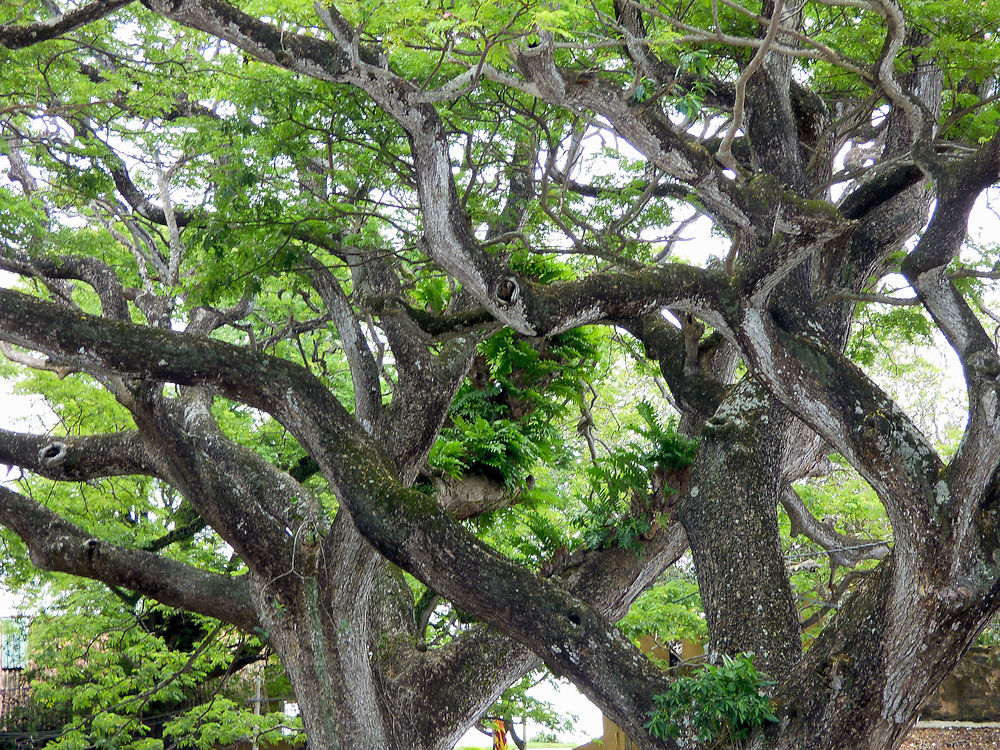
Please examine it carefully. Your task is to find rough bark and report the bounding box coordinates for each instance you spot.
[679,381,802,680]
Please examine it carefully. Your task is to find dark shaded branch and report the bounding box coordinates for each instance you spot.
[837,164,923,221]
[0,428,160,481]
[0,0,136,49]
[410,523,689,747]
[141,515,208,553]
[0,247,130,321]
[364,297,497,338]
[103,149,196,228]
[140,0,356,80]
[619,313,730,430]
[0,484,257,630]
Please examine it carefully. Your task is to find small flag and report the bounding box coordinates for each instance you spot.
[493,719,508,750]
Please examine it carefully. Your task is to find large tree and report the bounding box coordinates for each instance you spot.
[1,0,999,747]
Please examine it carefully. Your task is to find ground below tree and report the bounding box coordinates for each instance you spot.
[901,725,1000,749]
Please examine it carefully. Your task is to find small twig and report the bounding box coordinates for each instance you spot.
[717,0,789,174]
[820,290,920,306]
[156,163,184,286]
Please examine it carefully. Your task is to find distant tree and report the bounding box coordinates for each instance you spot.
[0,0,999,749]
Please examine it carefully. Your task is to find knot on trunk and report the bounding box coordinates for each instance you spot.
[39,441,68,467]
[495,277,520,305]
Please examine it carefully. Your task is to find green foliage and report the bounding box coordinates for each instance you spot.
[1,0,996,744]
[777,462,893,634]
[23,590,298,750]
[433,411,546,486]
[848,304,934,367]
[576,402,698,552]
[486,671,577,739]
[429,327,601,487]
[162,697,303,748]
[645,654,777,746]
[618,574,706,644]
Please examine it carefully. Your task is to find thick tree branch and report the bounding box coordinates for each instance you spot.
[0,289,678,749]
[0,427,160,482]
[0,484,257,631]
[411,523,690,747]
[521,262,731,336]
[619,313,732,431]
[139,394,310,578]
[0,250,130,321]
[0,0,136,49]
[736,309,943,554]
[900,150,1000,552]
[140,0,356,78]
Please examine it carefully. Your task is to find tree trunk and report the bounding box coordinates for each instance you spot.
[680,380,802,680]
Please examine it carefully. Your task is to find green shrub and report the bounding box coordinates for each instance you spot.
[645,654,777,746]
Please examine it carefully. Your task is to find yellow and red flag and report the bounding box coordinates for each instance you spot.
[492,719,508,750]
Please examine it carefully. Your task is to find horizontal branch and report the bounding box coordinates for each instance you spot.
[0,428,161,482]
[0,484,257,631]
[521,262,731,336]
[141,0,354,82]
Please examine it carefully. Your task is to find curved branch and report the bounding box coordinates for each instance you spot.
[716,0,789,174]
[780,486,889,569]
[411,523,689,747]
[736,308,943,555]
[868,0,931,148]
[899,147,1000,549]
[521,262,731,336]
[1,246,129,322]
[103,148,196,228]
[0,484,257,631]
